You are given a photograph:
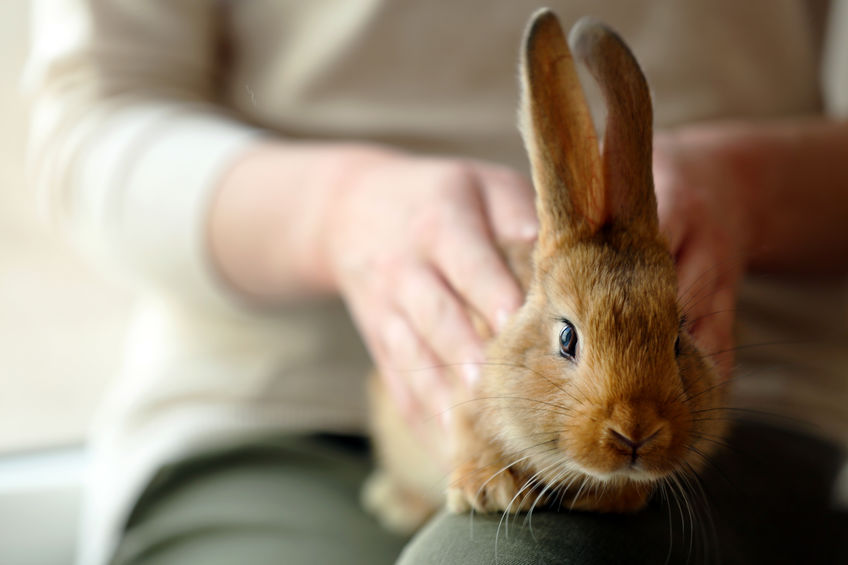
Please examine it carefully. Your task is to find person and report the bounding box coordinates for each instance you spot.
[25,0,848,564]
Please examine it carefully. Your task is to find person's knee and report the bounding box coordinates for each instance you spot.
[397,511,537,565]
[397,509,677,565]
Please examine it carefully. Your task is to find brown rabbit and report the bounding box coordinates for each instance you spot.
[363,10,729,534]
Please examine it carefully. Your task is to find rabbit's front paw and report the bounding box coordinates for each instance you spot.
[447,462,539,514]
[362,470,436,535]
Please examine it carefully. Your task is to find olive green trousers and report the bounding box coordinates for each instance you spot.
[111,423,846,565]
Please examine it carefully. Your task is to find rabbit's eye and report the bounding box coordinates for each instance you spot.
[559,321,578,360]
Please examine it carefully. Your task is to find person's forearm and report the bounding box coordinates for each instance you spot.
[667,118,848,275]
[208,141,398,301]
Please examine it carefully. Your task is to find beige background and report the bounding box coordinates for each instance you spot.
[0,1,132,453]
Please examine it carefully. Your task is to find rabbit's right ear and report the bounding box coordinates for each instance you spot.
[519,9,606,255]
[570,18,658,237]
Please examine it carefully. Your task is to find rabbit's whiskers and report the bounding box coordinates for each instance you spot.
[524,466,572,538]
[679,377,733,404]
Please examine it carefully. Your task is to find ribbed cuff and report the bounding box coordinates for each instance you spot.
[78,103,264,310]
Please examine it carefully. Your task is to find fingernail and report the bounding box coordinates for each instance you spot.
[520,223,539,240]
[496,308,511,331]
[439,409,452,431]
[462,364,480,389]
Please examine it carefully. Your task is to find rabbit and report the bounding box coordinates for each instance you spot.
[363,9,729,534]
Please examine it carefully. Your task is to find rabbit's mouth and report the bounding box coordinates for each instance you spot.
[576,439,684,480]
[591,464,669,484]
[561,448,672,484]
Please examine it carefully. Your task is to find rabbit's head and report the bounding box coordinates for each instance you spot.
[481,11,727,508]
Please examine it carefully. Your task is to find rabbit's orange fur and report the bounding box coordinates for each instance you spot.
[363,11,728,533]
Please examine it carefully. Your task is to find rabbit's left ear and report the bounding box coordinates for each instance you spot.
[519,9,607,255]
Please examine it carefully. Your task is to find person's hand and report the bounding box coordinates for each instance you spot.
[323,153,537,440]
[653,129,753,381]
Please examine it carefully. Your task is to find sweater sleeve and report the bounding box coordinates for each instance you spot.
[24,0,264,308]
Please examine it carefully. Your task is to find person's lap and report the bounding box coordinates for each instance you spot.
[110,435,409,565]
[111,423,847,565]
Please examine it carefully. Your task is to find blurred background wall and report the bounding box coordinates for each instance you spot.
[0,2,132,563]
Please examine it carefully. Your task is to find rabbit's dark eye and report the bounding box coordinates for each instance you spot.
[559,321,578,360]
[674,335,681,357]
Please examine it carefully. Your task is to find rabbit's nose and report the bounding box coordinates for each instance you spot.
[607,426,663,463]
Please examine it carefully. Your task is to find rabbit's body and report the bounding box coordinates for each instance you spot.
[365,11,728,534]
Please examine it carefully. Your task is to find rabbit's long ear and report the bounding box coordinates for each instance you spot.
[570,18,658,235]
[519,9,606,254]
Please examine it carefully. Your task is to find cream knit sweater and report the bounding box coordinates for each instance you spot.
[25,1,848,564]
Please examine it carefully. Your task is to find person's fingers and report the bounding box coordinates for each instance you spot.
[674,226,737,382]
[675,231,721,326]
[654,176,687,256]
[474,164,538,244]
[428,185,524,333]
[691,284,736,382]
[652,136,740,384]
[364,307,452,428]
[395,262,485,390]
